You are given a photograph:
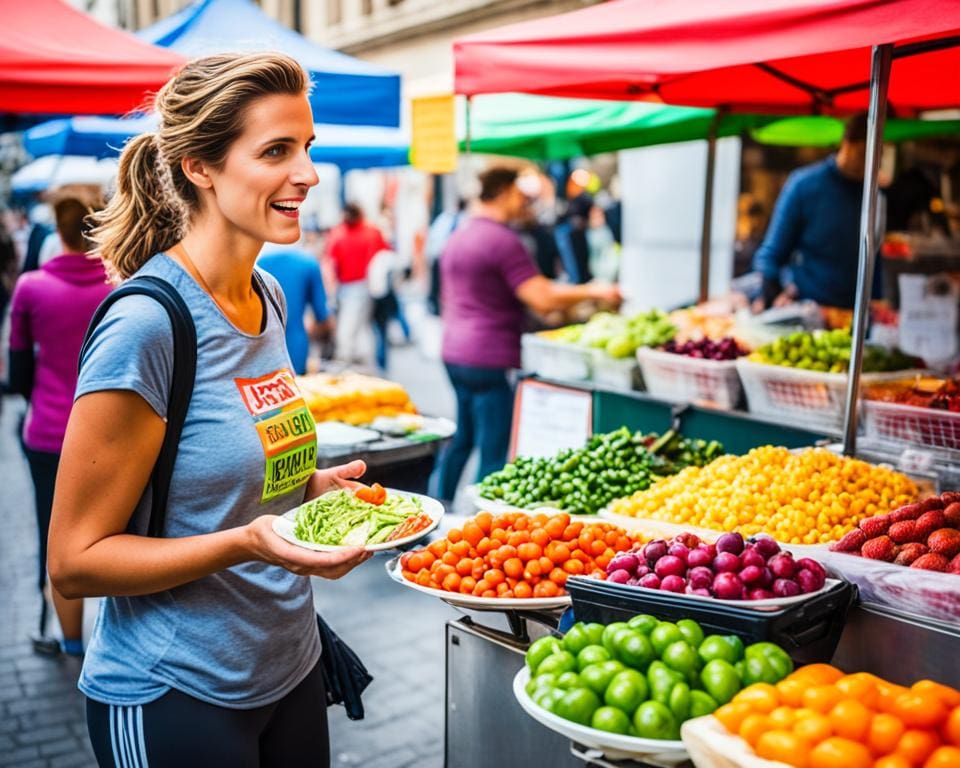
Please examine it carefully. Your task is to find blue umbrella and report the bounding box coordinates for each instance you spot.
[139,0,400,128]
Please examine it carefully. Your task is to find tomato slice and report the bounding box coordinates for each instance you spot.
[386,514,432,541]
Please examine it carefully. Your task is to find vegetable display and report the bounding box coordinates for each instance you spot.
[713,663,960,768]
[478,428,724,516]
[293,486,428,546]
[400,512,635,599]
[831,491,960,574]
[661,337,749,361]
[544,310,677,359]
[604,531,827,601]
[608,446,918,545]
[867,377,960,412]
[524,616,794,740]
[749,329,918,374]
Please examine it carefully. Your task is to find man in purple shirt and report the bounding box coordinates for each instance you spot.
[436,167,621,500]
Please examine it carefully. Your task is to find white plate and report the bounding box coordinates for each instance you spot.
[513,668,688,763]
[465,484,568,516]
[314,421,380,446]
[273,489,444,553]
[573,575,840,611]
[385,556,571,611]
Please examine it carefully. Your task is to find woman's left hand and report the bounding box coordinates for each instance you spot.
[304,459,368,500]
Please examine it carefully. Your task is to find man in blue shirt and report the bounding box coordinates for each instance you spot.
[258,245,330,374]
[753,113,882,309]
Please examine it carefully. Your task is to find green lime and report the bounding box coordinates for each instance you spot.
[526,636,562,673]
[632,701,680,740]
[601,622,629,655]
[526,672,557,697]
[700,659,742,705]
[661,641,700,676]
[676,619,704,649]
[583,623,606,647]
[650,623,684,656]
[604,674,647,716]
[689,690,719,718]
[668,682,691,722]
[627,614,659,634]
[555,688,602,726]
[533,687,564,713]
[562,624,592,656]
[698,635,741,665]
[579,660,625,697]
[591,706,632,735]
[555,671,582,690]
[537,650,577,677]
[577,644,611,671]
[613,631,656,671]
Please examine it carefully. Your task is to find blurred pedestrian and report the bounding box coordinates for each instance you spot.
[325,203,387,364]
[424,198,466,315]
[435,166,622,501]
[258,243,330,374]
[47,53,369,768]
[7,194,111,656]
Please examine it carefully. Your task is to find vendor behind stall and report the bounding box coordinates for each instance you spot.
[753,113,883,309]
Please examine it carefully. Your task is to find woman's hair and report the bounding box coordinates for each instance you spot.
[54,195,101,253]
[89,52,309,281]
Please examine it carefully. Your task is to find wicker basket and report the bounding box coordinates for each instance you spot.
[637,347,742,409]
[590,349,642,390]
[520,333,592,382]
[862,399,960,457]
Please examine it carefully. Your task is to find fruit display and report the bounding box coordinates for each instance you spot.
[603,531,828,601]
[749,329,918,373]
[292,487,431,547]
[712,663,960,768]
[524,616,794,740]
[541,310,677,359]
[830,491,960,574]
[660,337,749,361]
[296,372,417,425]
[668,305,739,345]
[399,512,635,599]
[477,428,725,516]
[867,377,960,412]
[608,446,918,545]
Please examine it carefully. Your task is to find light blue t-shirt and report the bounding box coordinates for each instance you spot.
[76,254,321,709]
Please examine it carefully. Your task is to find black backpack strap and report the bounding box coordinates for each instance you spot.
[79,275,197,538]
[254,269,286,329]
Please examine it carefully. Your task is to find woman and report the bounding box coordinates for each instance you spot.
[48,53,370,767]
[8,194,112,656]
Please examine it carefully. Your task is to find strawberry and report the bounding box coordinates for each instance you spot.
[919,496,944,513]
[831,529,866,553]
[861,535,896,561]
[859,514,891,538]
[927,528,960,558]
[910,553,949,572]
[940,491,960,506]
[916,510,946,541]
[890,502,923,523]
[943,502,960,528]
[888,520,919,544]
[894,543,928,566]
[949,553,960,573]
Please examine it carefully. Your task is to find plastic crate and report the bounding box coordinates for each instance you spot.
[862,399,960,457]
[565,576,857,665]
[637,347,742,409]
[520,334,592,382]
[735,358,922,434]
[590,348,643,390]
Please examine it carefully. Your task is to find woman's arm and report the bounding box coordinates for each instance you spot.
[48,390,368,600]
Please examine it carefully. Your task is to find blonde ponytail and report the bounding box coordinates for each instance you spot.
[89,52,309,282]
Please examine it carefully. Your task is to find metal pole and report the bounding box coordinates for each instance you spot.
[841,44,893,456]
[698,115,720,304]
[464,95,472,156]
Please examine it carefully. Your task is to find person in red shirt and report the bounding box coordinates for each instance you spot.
[324,203,388,363]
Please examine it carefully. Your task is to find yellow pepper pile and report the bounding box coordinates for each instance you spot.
[609,446,917,544]
[296,372,417,425]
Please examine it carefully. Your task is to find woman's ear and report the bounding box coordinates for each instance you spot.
[181,156,213,190]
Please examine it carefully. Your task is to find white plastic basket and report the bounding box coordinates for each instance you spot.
[520,333,592,382]
[735,358,923,434]
[638,347,742,409]
[862,399,960,457]
[590,348,641,390]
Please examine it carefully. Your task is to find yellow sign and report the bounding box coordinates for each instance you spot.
[411,94,457,174]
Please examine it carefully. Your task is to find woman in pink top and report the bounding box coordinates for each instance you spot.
[8,195,111,655]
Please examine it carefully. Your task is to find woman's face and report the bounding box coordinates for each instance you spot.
[205,92,319,244]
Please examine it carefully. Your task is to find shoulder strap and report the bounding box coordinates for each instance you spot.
[253,269,286,329]
[79,275,197,538]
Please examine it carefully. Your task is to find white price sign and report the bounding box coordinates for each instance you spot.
[510,380,593,460]
[898,273,958,363]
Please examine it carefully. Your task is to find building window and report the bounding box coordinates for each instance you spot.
[327,0,341,24]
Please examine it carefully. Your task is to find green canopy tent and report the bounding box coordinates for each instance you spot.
[751,115,960,147]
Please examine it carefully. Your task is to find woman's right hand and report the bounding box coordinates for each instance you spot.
[246,515,372,579]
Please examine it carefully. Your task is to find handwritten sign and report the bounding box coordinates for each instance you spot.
[898,273,958,363]
[510,380,593,460]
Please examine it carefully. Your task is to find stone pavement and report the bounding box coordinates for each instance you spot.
[0,319,472,768]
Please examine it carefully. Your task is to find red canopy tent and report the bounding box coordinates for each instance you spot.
[455,0,960,115]
[454,0,960,453]
[0,0,184,116]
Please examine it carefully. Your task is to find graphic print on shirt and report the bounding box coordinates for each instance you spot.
[235,368,318,502]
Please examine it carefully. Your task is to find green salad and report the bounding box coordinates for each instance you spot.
[293,489,424,547]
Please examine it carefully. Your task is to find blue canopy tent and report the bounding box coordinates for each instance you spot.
[23,114,410,171]
[138,0,400,128]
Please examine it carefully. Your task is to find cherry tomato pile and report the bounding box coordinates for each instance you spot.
[399,512,636,599]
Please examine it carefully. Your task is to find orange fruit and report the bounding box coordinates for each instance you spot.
[868,713,907,756]
[829,699,873,742]
[794,712,833,744]
[778,678,808,708]
[894,692,949,730]
[945,707,960,747]
[897,729,941,765]
[808,737,873,768]
[740,714,772,748]
[734,684,781,714]
[803,685,844,714]
[879,683,912,713]
[912,682,960,709]
[714,702,752,734]
[924,746,960,768]
[770,706,797,730]
[874,756,913,768]
[790,664,845,687]
[835,673,881,709]
[756,730,812,768]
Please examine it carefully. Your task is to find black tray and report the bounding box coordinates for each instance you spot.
[566,576,857,665]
